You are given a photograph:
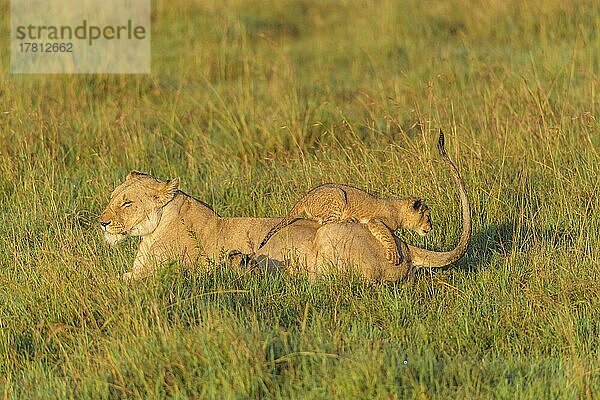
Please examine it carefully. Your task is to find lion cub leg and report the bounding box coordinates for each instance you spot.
[366,219,402,265]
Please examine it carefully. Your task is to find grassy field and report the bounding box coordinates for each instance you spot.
[1,0,599,398]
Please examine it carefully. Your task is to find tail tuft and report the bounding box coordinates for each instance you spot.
[437,129,447,157]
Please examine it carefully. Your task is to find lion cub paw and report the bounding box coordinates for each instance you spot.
[386,249,402,266]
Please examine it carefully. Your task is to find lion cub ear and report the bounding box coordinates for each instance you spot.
[411,197,422,210]
[126,170,148,180]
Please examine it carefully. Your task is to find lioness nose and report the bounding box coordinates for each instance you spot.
[100,220,111,228]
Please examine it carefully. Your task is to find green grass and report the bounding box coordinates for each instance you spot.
[1,0,599,398]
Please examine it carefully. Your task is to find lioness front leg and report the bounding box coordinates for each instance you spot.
[366,219,402,265]
[123,257,155,282]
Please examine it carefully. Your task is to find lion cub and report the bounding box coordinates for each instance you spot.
[258,184,432,265]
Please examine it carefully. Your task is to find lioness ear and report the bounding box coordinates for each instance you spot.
[154,177,180,205]
[127,170,147,180]
[166,177,180,196]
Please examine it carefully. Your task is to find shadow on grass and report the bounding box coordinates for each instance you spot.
[461,222,516,273]
[408,222,516,281]
[428,221,578,277]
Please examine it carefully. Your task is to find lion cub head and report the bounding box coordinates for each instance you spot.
[99,171,179,246]
[396,196,433,236]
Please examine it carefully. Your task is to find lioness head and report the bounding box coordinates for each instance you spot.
[99,171,180,246]
[398,196,433,236]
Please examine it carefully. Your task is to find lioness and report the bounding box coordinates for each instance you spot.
[99,170,319,281]
[99,130,470,281]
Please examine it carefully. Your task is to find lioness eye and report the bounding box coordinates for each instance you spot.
[121,200,133,208]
